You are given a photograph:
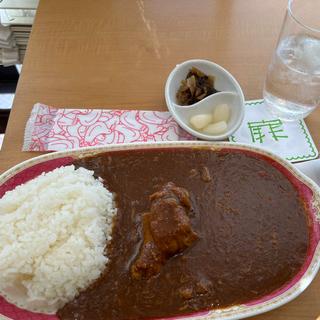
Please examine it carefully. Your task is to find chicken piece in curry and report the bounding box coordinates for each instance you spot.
[131,182,198,279]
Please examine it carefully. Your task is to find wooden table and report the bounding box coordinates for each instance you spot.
[0,0,319,319]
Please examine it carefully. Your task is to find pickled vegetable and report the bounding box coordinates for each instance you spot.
[202,121,227,135]
[189,114,212,130]
[212,104,230,123]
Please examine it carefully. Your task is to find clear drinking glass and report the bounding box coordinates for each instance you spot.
[263,0,320,121]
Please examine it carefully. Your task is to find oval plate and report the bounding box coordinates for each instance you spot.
[0,141,319,320]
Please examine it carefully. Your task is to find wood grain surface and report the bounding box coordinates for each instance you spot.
[0,0,319,319]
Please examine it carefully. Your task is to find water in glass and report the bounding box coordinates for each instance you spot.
[264,34,320,121]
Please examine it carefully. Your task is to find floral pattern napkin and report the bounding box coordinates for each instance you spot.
[23,103,194,151]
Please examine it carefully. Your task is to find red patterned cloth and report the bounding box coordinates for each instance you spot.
[23,103,194,151]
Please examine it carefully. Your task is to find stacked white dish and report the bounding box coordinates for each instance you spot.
[0,0,38,66]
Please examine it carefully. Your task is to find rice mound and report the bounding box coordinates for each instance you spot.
[0,165,116,314]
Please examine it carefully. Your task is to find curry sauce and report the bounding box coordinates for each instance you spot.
[58,148,310,320]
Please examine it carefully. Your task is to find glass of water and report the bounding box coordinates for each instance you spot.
[263,0,320,121]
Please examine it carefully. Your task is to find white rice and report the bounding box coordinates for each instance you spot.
[0,165,116,314]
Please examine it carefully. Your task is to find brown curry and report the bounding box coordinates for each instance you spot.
[58,148,310,320]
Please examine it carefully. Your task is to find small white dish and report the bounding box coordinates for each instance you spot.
[165,59,245,140]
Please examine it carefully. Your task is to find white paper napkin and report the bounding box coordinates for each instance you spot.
[0,47,19,65]
[0,36,16,48]
[230,100,318,163]
[0,25,11,41]
[0,22,20,65]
